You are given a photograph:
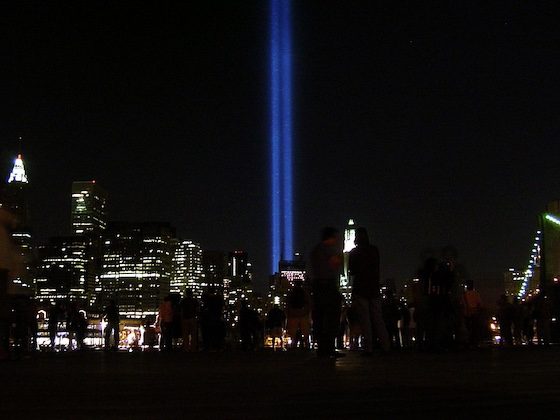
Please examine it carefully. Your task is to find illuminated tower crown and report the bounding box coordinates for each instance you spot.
[8,154,28,184]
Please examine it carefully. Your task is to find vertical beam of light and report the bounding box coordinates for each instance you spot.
[281,0,293,261]
[270,0,293,273]
[270,0,281,273]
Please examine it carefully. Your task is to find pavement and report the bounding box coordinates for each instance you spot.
[1,347,559,419]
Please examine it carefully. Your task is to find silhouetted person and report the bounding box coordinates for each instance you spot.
[158,295,174,351]
[346,303,362,351]
[441,247,468,348]
[522,300,535,345]
[48,302,61,350]
[12,295,30,358]
[534,295,551,346]
[170,294,182,346]
[511,296,523,345]
[266,304,286,350]
[310,227,344,358]
[286,280,311,349]
[414,258,438,350]
[75,310,87,350]
[239,301,260,351]
[497,294,513,346]
[383,291,401,349]
[428,261,456,351]
[103,300,120,350]
[143,316,158,350]
[27,298,38,352]
[180,289,199,352]
[399,301,412,348]
[201,288,225,351]
[66,302,80,351]
[337,306,349,350]
[348,227,390,355]
[463,280,482,348]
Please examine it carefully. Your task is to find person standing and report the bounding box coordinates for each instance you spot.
[497,294,513,347]
[463,280,483,348]
[158,295,174,352]
[103,300,120,351]
[239,301,260,351]
[179,290,199,352]
[285,280,312,349]
[310,227,344,358]
[266,304,286,351]
[201,288,225,351]
[348,227,390,354]
[48,302,60,351]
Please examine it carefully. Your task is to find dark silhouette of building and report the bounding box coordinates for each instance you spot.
[202,250,227,290]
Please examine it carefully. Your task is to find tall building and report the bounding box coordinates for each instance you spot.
[279,258,306,288]
[171,239,203,298]
[3,153,29,225]
[340,219,356,304]
[71,181,108,307]
[71,181,108,237]
[269,258,306,308]
[504,268,525,297]
[0,152,34,291]
[201,250,227,290]
[228,251,250,279]
[99,222,175,319]
[34,236,92,305]
[224,251,254,322]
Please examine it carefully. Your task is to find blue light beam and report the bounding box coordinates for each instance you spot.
[281,0,293,261]
[270,0,293,273]
[270,0,281,273]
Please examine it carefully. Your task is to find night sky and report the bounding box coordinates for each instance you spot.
[2,2,559,297]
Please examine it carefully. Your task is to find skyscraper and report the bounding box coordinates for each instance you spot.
[171,239,203,299]
[34,236,92,305]
[340,219,356,304]
[228,251,249,279]
[1,151,34,291]
[99,222,175,319]
[71,181,108,308]
[224,250,254,320]
[71,181,108,237]
[201,250,227,290]
[3,153,29,225]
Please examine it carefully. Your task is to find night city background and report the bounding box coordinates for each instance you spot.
[4,2,560,418]
[2,1,559,300]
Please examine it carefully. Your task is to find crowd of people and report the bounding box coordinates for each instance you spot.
[497,293,552,346]
[1,225,558,360]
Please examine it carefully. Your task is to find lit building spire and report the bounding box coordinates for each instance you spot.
[8,154,28,184]
[8,137,28,184]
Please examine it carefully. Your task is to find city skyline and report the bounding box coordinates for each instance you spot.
[2,2,559,291]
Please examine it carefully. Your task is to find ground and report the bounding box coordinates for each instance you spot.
[1,347,559,419]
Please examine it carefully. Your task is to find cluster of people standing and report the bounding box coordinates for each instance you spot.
[3,224,558,359]
[497,293,552,346]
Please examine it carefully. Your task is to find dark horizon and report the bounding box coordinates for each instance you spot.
[2,1,559,296]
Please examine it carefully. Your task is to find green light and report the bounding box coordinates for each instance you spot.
[545,213,560,227]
